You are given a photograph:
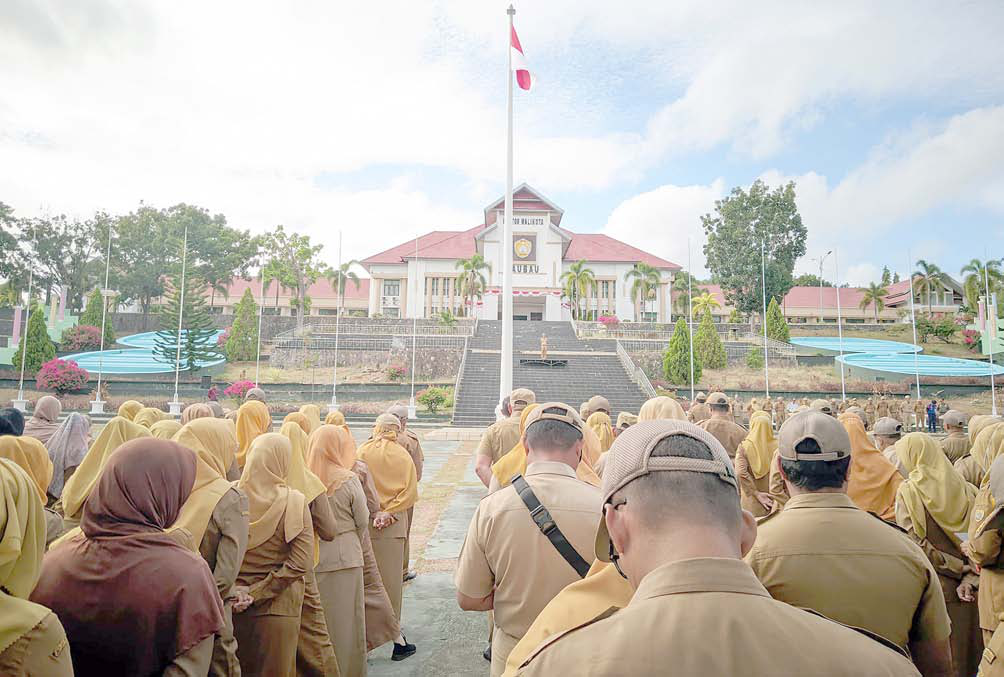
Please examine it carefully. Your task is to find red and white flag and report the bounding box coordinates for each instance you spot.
[510,24,533,91]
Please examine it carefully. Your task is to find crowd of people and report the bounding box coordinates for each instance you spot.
[0,393,424,676]
[461,387,1004,676]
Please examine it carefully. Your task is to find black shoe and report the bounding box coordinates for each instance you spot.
[483,645,492,662]
[403,569,417,582]
[392,638,417,662]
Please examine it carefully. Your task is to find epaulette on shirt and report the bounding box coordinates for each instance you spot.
[519,606,621,670]
[867,511,909,534]
[755,509,781,526]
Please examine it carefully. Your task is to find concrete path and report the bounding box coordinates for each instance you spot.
[352,429,489,677]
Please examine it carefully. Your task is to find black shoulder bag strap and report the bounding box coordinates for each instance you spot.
[511,474,590,578]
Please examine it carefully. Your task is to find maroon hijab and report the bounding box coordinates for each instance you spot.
[31,439,224,676]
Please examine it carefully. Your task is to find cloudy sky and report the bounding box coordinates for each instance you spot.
[2,1,1003,285]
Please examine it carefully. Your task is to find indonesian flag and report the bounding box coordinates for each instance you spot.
[510,24,533,91]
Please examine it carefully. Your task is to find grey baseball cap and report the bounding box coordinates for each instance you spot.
[873,417,903,437]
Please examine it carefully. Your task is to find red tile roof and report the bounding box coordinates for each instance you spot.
[562,233,679,268]
[216,276,370,301]
[782,285,866,308]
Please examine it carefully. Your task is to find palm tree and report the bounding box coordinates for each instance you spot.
[913,259,946,314]
[671,271,696,319]
[559,260,596,320]
[325,260,361,316]
[691,292,721,318]
[858,282,889,322]
[960,258,1003,312]
[455,254,491,317]
[625,262,662,322]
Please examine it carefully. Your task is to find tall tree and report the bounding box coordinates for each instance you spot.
[455,254,491,317]
[792,273,832,288]
[109,205,176,323]
[663,317,700,385]
[912,259,946,314]
[881,266,892,286]
[625,262,661,322]
[262,225,325,330]
[326,261,362,317]
[224,288,259,361]
[702,180,807,316]
[174,204,259,308]
[960,258,1003,314]
[765,297,790,342]
[25,212,103,311]
[12,304,56,374]
[0,203,26,294]
[893,271,901,284]
[694,308,726,369]
[858,282,889,322]
[154,274,222,371]
[691,291,721,318]
[560,260,596,320]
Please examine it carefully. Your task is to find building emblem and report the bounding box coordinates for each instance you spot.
[514,238,533,259]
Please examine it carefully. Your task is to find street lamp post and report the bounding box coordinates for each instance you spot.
[809,250,833,323]
[91,223,114,414]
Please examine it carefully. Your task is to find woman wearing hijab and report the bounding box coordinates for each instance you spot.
[32,438,225,675]
[895,433,981,676]
[0,459,73,675]
[838,412,902,520]
[308,424,370,677]
[356,414,419,660]
[22,395,62,446]
[234,433,314,677]
[734,412,777,517]
[150,418,183,440]
[133,406,168,429]
[956,416,1002,486]
[116,399,143,421]
[278,420,339,676]
[325,409,351,432]
[283,411,313,436]
[172,417,251,677]
[58,416,151,531]
[237,400,273,469]
[299,404,323,435]
[0,434,65,548]
[209,401,226,418]
[182,402,216,424]
[44,412,91,505]
[637,396,687,421]
[586,411,614,453]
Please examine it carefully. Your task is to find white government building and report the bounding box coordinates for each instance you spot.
[361,184,680,322]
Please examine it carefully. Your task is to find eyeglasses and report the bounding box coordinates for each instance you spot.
[602,495,627,516]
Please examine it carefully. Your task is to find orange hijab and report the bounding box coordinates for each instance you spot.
[839,413,902,520]
[236,400,272,468]
[283,412,312,436]
[306,425,358,494]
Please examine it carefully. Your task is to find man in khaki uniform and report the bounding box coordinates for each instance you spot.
[745,410,952,676]
[940,410,970,463]
[873,417,907,478]
[515,420,918,676]
[687,392,711,424]
[388,404,424,581]
[476,389,536,487]
[583,395,610,420]
[876,395,890,420]
[773,396,787,425]
[864,398,876,428]
[698,392,747,459]
[914,398,926,432]
[456,403,602,676]
[968,456,1004,674]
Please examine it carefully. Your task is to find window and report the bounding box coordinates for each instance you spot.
[383,280,400,296]
[318,308,338,316]
[430,278,439,296]
[384,307,400,318]
[262,307,280,316]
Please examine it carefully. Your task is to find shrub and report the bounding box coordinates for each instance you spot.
[61,325,103,352]
[663,318,700,385]
[916,314,957,343]
[386,364,408,382]
[217,327,231,347]
[36,358,90,395]
[224,380,255,402]
[225,289,259,361]
[747,345,764,369]
[963,329,981,351]
[765,297,790,342]
[598,315,620,326]
[12,305,56,374]
[694,308,726,369]
[417,387,452,413]
[79,288,116,346]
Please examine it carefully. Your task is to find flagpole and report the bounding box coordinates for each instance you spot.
[499,4,515,407]
[984,250,998,415]
[91,222,114,414]
[329,231,342,412]
[906,250,921,399]
[13,227,37,411]
[255,263,265,387]
[169,224,188,415]
[409,233,419,418]
[687,237,695,400]
[834,249,846,401]
[760,239,769,398]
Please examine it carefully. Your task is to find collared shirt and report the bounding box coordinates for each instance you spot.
[940,431,970,464]
[698,417,747,458]
[455,461,601,640]
[477,415,523,463]
[745,492,950,650]
[516,557,918,676]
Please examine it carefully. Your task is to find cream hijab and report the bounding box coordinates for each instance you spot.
[298,405,322,434]
[170,418,240,549]
[739,411,777,479]
[356,415,418,514]
[238,433,306,550]
[306,425,358,494]
[638,396,686,421]
[279,421,327,503]
[895,433,975,544]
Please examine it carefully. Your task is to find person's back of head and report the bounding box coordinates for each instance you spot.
[522,403,584,468]
[705,392,731,418]
[0,407,25,436]
[777,410,851,494]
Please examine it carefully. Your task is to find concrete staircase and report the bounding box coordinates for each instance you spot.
[452,320,650,427]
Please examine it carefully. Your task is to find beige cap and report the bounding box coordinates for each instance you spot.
[594,420,737,561]
[873,417,903,438]
[587,395,611,414]
[942,410,967,428]
[615,412,638,429]
[523,402,584,434]
[386,404,409,421]
[706,392,729,407]
[245,387,266,402]
[510,388,536,410]
[778,410,850,462]
[375,413,401,430]
[696,391,707,402]
[809,399,833,415]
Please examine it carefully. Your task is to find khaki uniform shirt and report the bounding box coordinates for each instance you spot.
[477,415,523,463]
[687,403,711,424]
[940,432,971,464]
[698,417,747,459]
[237,502,314,617]
[515,558,918,676]
[745,493,951,650]
[455,462,601,641]
[317,475,369,573]
[199,487,250,600]
[0,611,73,676]
[398,429,425,482]
[955,454,983,487]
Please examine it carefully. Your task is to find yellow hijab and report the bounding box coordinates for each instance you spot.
[973,423,1004,476]
[60,417,151,521]
[895,433,975,544]
[0,437,53,502]
[299,404,322,434]
[279,421,327,503]
[236,400,272,469]
[283,412,312,436]
[355,415,418,514]
[170,418,239,549]
[638,396,686,421]
[838,413,902,520]
[149,419,182,440]
[491,404,601,488]
[306,425,358,494]
[0,459,50,654]
[586,412,615,453]
[117,400,143,421]
[133,407,167,429]
[970,415,1002,445]
[325,410,346,426]
[238,433,306,550]
[739,412,777,479]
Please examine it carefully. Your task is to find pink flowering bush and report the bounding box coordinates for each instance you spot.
[963,329,981,351]
[60,325,103,352]
[598,315,620,326]
[224,380,255,401]
[385,364,408,382]
[216,328,231,347]
[36,359,90,395]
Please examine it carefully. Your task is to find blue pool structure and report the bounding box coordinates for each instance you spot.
[837,352,1004,379]
[63,331,226,375]
[790,336,922,355]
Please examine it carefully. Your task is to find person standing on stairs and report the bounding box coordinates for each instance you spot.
[476,390,536,488]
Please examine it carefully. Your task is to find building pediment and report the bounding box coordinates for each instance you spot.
[482,183,565,227]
